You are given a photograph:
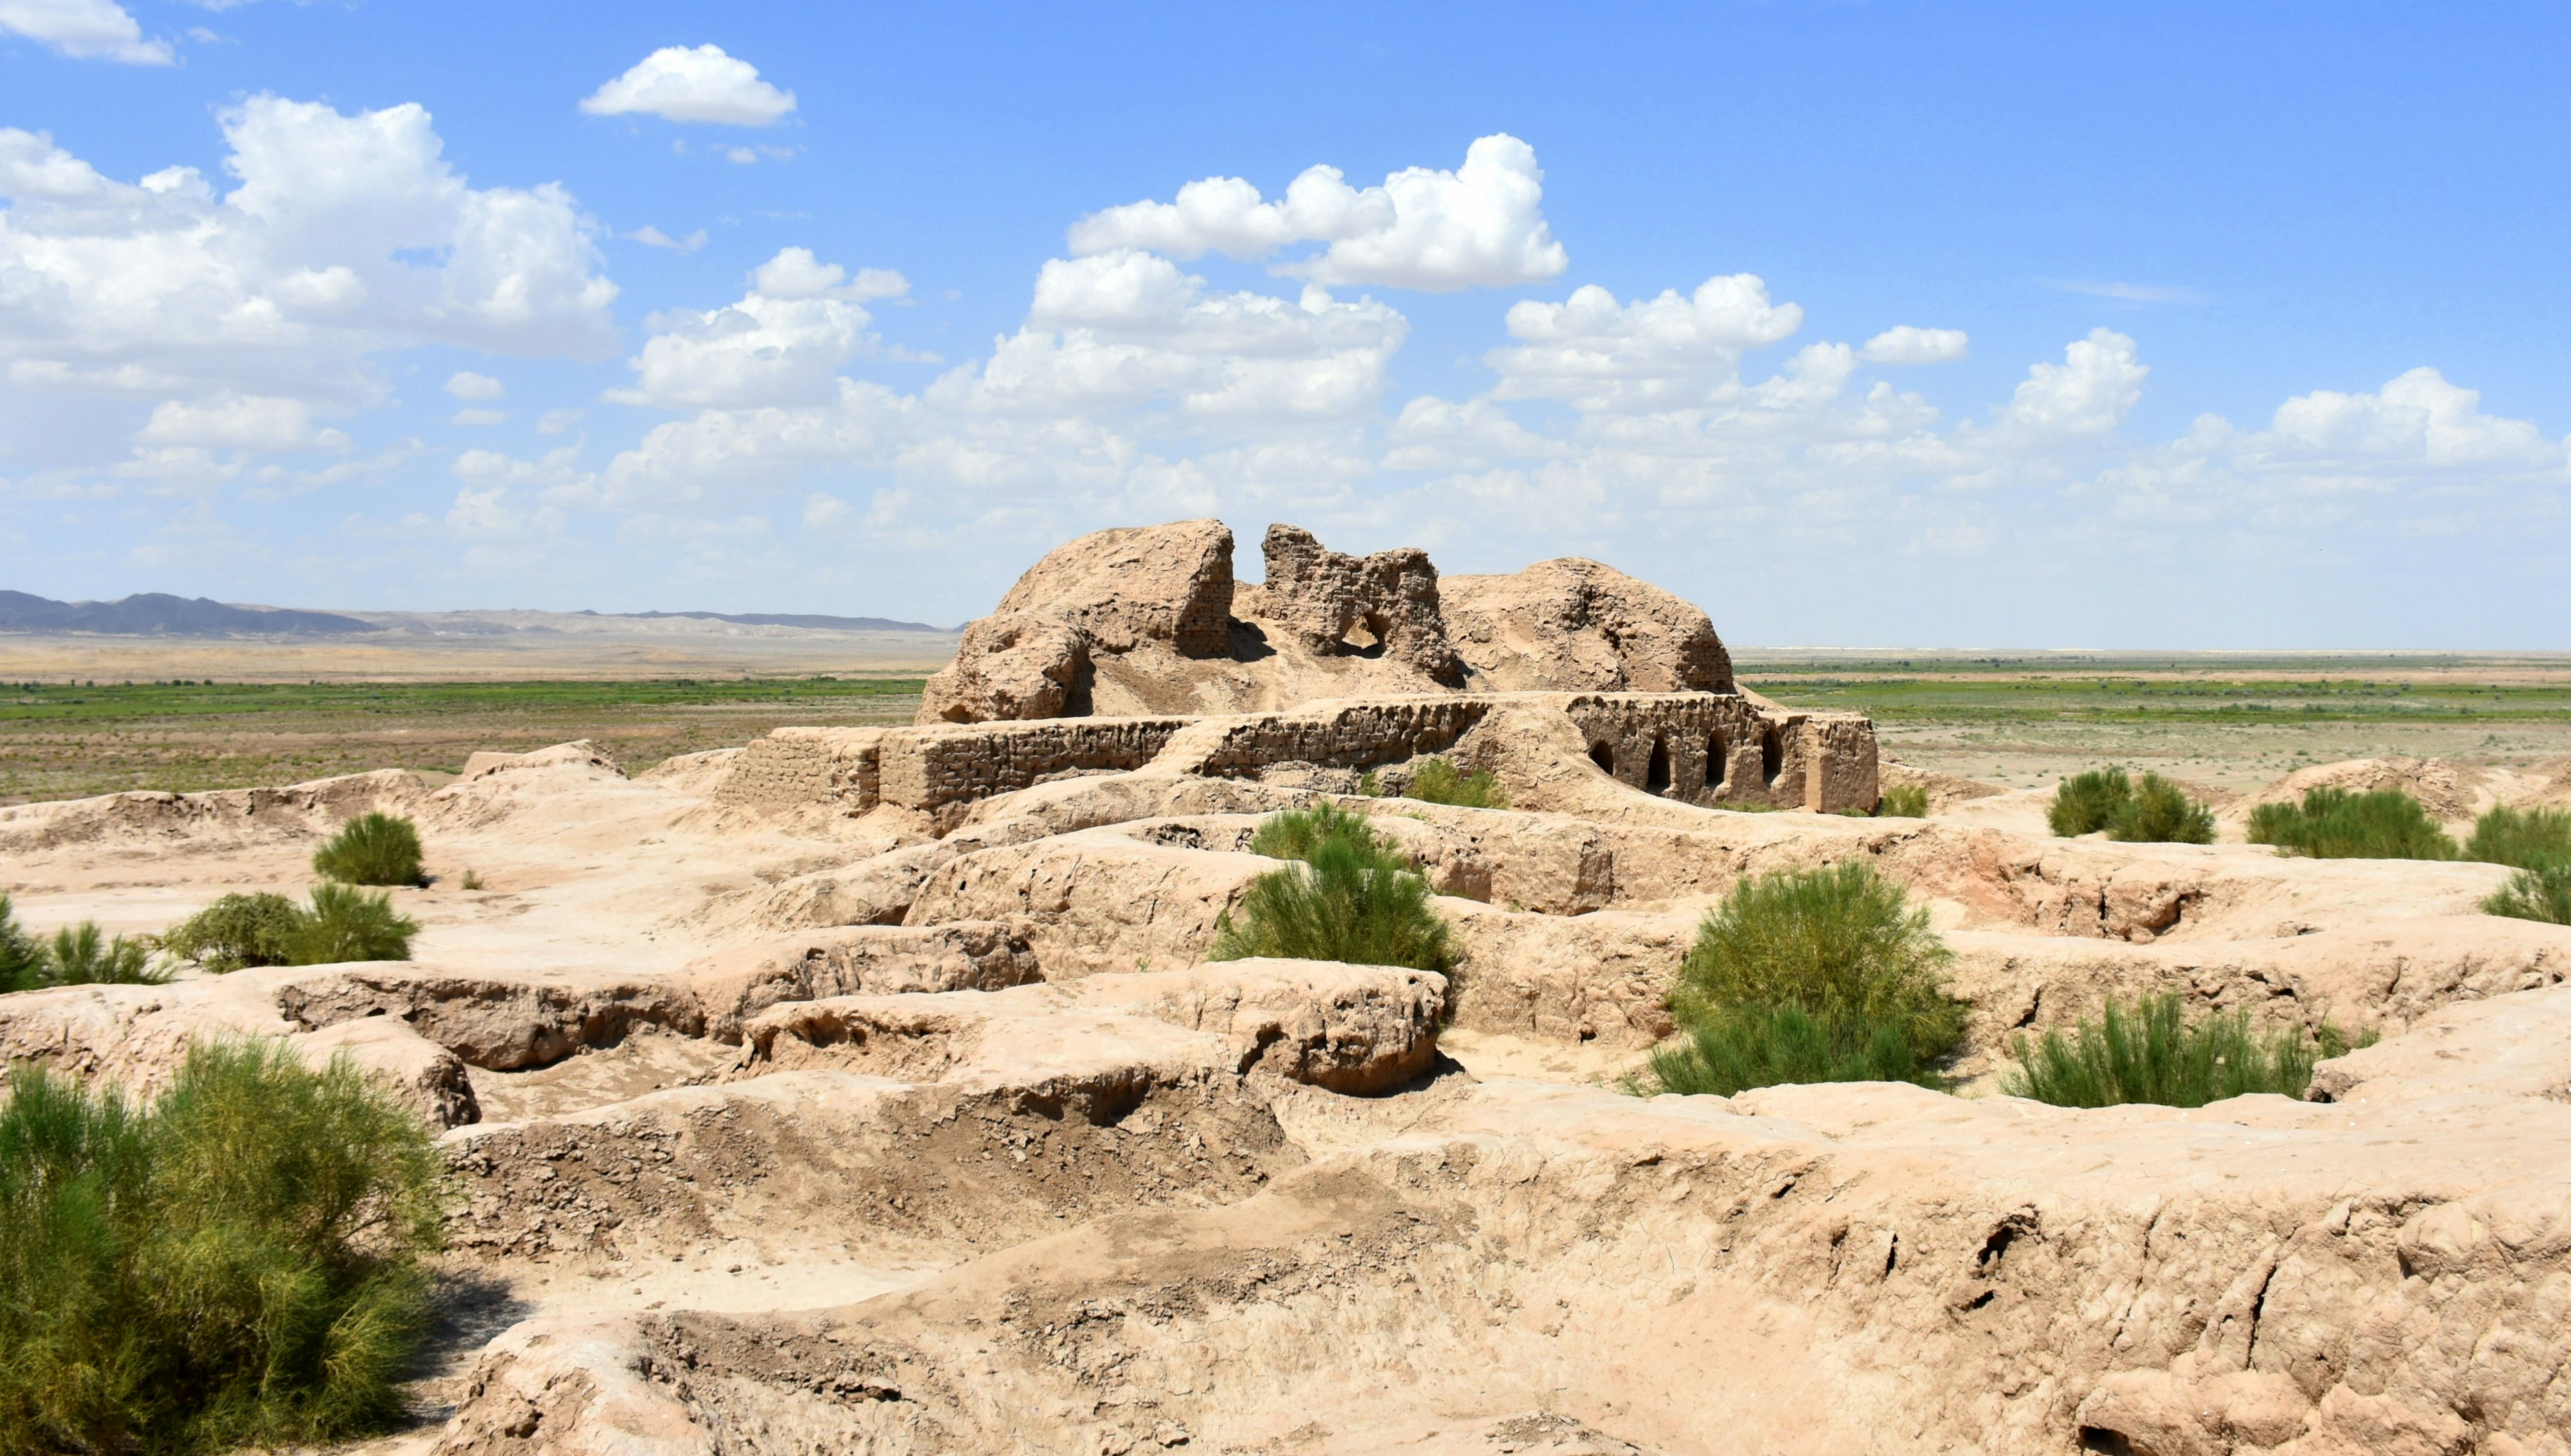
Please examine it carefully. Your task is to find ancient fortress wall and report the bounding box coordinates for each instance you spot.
[876,717,1193,809]
[714,692,1877,823]
[1561,694,1879,810]
[709,727,884,816]
[712,521,1879,825]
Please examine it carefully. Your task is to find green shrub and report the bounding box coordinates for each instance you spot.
[1648,1001,1936,1097]
[2248,787,2459,860]
[1211,833,1452,972]
[2485,864,2571,926]
[2106,773,2217,845]
[0,1040,443,1453]
[1674,862,1964,1054]
[1651,862,1964,1096]
[1877,783,1930,819]
[284,885,419,966]
[2463,805,2571,871]
[2002,993,2373,1108]
[1404,756,1510,809]
[160,893,306,973]
[40,924,169,987]
[1247,801,1394,866]
[311,813,424,888]
[2048,767,2132,836]
[159,887,416,971]
[0,895,42,995]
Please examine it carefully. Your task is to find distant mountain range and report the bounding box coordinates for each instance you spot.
[0,591,374,637]
[0,592,953,638]
[619,611,950,633]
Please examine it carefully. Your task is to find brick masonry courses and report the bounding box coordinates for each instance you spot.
[714,692,1879,825]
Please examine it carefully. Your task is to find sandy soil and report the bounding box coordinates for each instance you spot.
[2,703,2568,1452]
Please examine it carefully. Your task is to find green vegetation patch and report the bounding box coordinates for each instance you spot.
[2485,864,2571,926]
[1399,756,1510,809]
[0,675,925,728]
[0,1040,444,1454]
[159,888,418,972]
[1876,783,1930,819]
[157,893,305,973]
[1650,1001,1935,1097]
[312,812,425,887]
[287,885,420,965]
[2047,767,2132,836]
[2003,993,2371,1107]
[1215,809,1452,972]
[1648,862,1964,1097]
[2248,787,2458,860]
[1,675,928,805]
[0,896,167,993]
[2047,766,2215,843]
[1246,801,1389,866]
[1736,663,2571,728]
[2463,805,2571,871]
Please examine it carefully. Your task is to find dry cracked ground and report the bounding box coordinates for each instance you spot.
[3,734,2570,1456]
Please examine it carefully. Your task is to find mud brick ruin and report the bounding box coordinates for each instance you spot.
[5,519,2568,1455]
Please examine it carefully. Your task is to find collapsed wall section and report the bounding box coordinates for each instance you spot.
[717,692,1880,822]
[1182,698,1491,777]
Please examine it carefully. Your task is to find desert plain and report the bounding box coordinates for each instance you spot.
[3,519,2568,1455]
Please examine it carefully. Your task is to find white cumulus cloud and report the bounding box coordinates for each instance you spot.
[931,251,1408,421]
[445,370,504,400]
[1069,135,1567,293]
[1859,325,1968,365]
[580,45,796,127]
[1991,327,2147,438]
[751,246,906,302]
[2258,368,2558,471]
[1486,274,1804,412]
[137,394,348,452]
[0,0,170,64]
[608,248,908,411]
[631,225,708,252]
[0,97,620,430]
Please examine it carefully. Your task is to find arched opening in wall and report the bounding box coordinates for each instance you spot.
[1645,737,1672,795]
[1760,726,1784,785]
[1705,734,1727,789]
[1589,742,1616,776]
[1338,615,1387,659]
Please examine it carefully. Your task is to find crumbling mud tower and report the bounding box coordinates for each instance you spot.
[876,519,1873,823]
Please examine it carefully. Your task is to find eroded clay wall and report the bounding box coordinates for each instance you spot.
[876,718,1192,811]
[725,692,1880,819]
[1185,699,1491,776]
[1560,694,1877,811]
[709,728,882,816]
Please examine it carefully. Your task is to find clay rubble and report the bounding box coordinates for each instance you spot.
[0,520,2566,1455]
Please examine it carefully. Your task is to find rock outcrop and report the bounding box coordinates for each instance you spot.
[1254,523,1460,682]
[919,519,1236,723]
[917,519,1741,724]
[1441,556,1732,693]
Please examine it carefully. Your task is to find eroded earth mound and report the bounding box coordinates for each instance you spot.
[3,534,2569,1455]
[919,519,1735,722]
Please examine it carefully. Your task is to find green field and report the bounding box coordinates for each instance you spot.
[6,657,2568,807]
[0,676,927,804]
[1736,668,2571,726]
[1734,656,2571,793]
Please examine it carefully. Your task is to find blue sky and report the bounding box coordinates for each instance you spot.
[1,1,2566,646]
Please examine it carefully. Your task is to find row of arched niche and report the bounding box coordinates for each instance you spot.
[1586,724,1786,798]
